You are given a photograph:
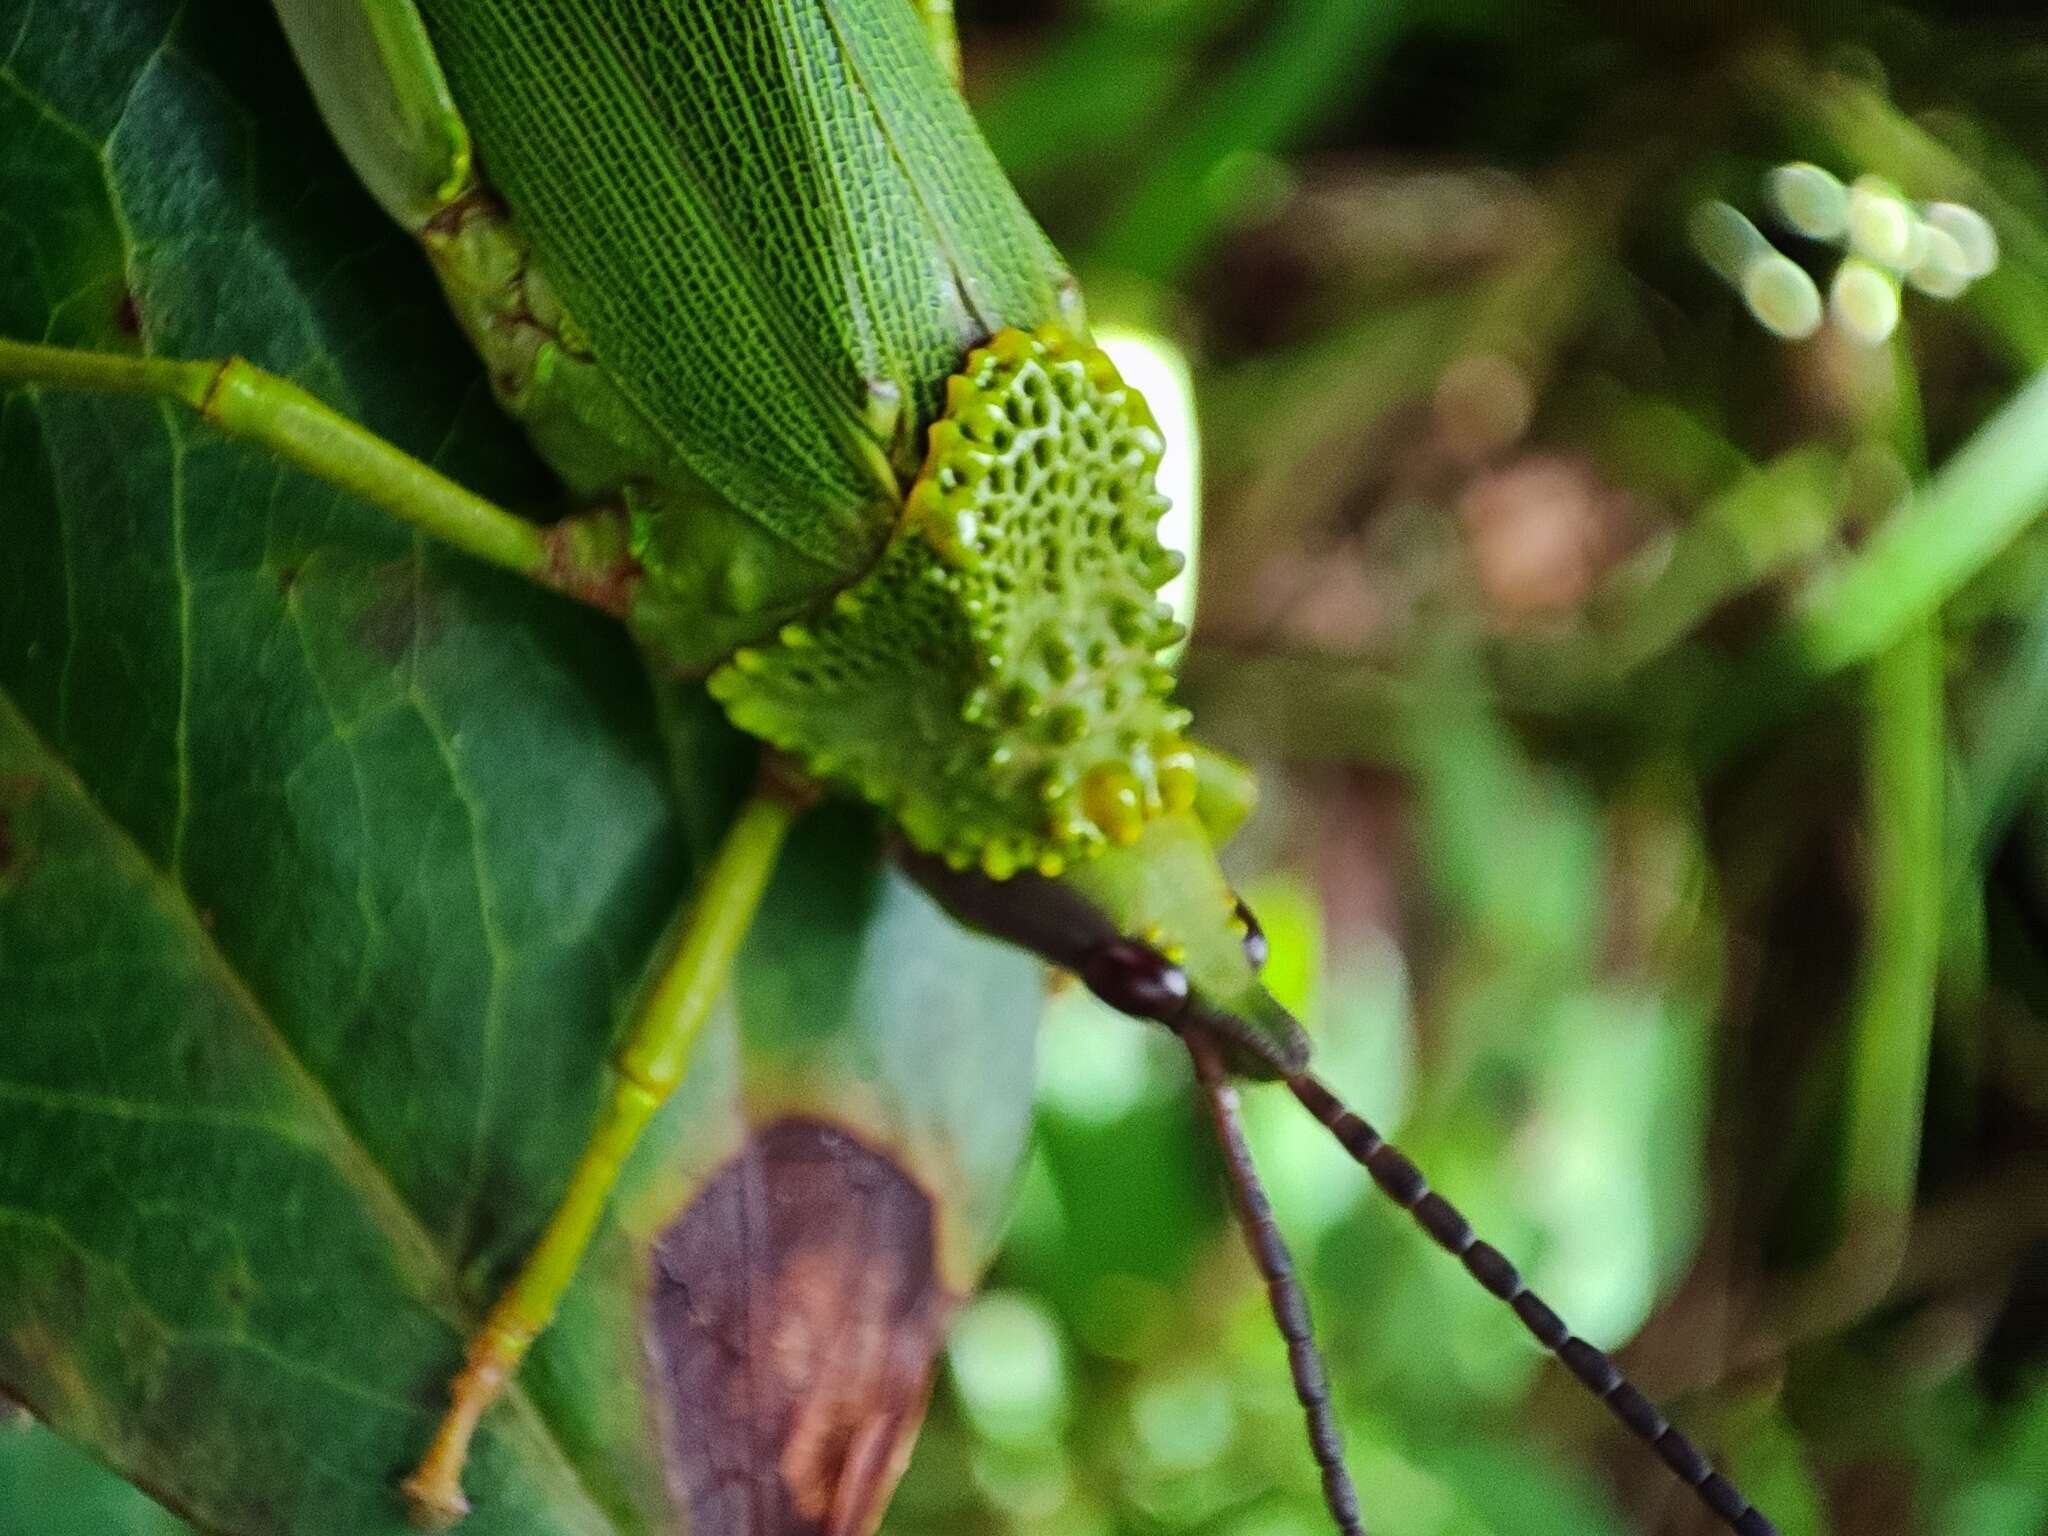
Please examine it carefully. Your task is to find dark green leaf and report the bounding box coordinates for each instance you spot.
[0,5,1041,1533]
[0,1420,191,1536]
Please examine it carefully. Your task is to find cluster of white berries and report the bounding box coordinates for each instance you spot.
[1691,164,1999,346]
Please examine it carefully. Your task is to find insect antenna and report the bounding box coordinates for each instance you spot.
[1286,1071,1777,1536]
[1185,1031,1366,1536]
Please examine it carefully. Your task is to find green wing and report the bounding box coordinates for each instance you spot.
[415,0,1074,579]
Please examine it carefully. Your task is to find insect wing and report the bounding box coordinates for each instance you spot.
[413,0,1074,580]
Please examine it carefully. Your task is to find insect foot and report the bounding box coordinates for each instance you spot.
[711,325,1196,882]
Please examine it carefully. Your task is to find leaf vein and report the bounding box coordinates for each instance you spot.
[0,1079,315,1145]
[0,689,619,1532]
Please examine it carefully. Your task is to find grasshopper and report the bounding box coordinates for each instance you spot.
[0,2,1777,1532]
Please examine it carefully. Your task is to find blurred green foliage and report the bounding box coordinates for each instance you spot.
[883,2,2048,1533]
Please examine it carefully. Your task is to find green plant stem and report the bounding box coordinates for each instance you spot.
[1951,602,2048,892]
[1685,363,2048,779]
[1840,624,1943,1242]
[1759,345,1943,1341]
[1502,447,1849,704]
[1787,367,2048,675]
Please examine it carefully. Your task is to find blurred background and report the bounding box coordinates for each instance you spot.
[882,2,2048,1534]
[9,3,2048,1534]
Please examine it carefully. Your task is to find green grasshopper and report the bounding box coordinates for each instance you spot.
[0,3,1776,1532]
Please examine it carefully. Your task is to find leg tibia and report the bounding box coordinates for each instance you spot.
[274,0,477,230]
[402,781,804,1528]
[0,337,628,610]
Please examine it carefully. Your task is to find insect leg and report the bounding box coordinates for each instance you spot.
[1288,1073,1778,1536]
[402,774,806,1529]
[0,339,631,611]
[272,0,478,231]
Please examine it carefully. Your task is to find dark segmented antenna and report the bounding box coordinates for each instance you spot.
[1287,1072,1778,1536]
[897,849,1776,1533]
[1186,1031,1365,1536]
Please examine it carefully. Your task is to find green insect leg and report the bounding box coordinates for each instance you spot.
[0,338,631,609]
[402,777,805,1528]
[272,0,477,231]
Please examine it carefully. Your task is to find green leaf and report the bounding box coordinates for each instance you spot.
[0,1420,192,1536]
[0,4,1042,1533]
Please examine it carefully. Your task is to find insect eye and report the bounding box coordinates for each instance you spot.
[1236,899,1269,971]
[1081,940,1190,1022]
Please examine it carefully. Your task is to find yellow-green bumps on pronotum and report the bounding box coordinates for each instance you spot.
[711,325,1199,880]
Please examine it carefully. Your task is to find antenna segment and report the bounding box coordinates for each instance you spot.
[1285,1070,1777,1536]
[1187,1033,1366,1536]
